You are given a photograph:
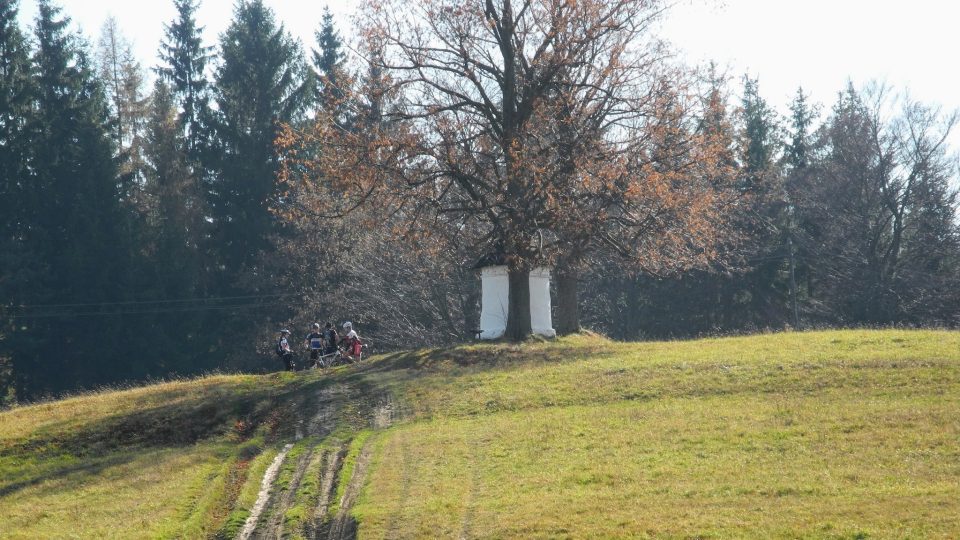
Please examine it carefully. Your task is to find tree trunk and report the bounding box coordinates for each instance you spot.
[505,266,532,341]
[555,267,580,335]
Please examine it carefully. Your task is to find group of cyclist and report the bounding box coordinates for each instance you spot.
[276,321,363,371]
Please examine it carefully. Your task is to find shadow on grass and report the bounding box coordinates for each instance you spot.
[357,335,616,376]
[0,451,137,498]
[0,375,336,499]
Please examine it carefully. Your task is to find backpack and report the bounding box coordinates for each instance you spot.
[276,338,285,356]
[325,328,338,346]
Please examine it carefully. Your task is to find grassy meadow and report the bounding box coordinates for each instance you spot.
[0,373,326,539]
[1,330,958,538]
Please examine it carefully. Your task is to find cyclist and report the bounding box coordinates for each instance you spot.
[304,323,324,368]
[322,322,339,356]
[340,321,363,361]
[276,329,294,371]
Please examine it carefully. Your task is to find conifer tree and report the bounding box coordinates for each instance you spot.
[15,0,131,396]
[210,0,311,278]
[0,0,33,402]
[157,0,213,155]
[783,86,819,307]
[140,79,211,375]
[739,76,780,188]
[786,87,815,170]
[733,76,790,326]
[145,80,195,245]
[312,6,346,117]
[0,0,32,252]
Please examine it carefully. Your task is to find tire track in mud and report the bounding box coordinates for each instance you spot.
[237,443,294,540]
[237,386,344,540]
[238,384,398,540]
[321,399,395,540]
[261,447,315,539]
[306,445,347,539]
[326,440,374,540]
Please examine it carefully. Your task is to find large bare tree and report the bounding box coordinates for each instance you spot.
[278,0,740,340]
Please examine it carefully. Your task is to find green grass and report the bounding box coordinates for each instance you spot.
[282,437,346,539]
[329,430,374,518]
[0,372,326,539]
[350,330,960,538]
[1,329,958,538]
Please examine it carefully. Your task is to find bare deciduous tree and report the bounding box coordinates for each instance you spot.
[278,0,741,340]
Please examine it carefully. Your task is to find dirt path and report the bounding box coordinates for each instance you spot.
[234,385,345,540]
[237,443,293,540]
[316,447,347,519]
[305,445,347,539]
[236,384,397,540]
[260,447,315,539]
[326,441,374,540]
[319,399,394,540]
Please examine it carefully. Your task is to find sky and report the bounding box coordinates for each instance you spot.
[15,0,960,148]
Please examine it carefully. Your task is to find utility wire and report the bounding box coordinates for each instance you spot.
[8,302,281,320]
[7,293,298,311]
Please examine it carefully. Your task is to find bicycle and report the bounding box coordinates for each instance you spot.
[315,348,344,369]
[314,344,366,369]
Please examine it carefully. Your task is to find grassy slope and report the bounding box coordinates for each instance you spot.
[351,330,960,539]
[0,329,958,539]
[0,373,327,539]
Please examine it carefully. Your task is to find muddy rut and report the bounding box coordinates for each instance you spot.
[236,383,396,540]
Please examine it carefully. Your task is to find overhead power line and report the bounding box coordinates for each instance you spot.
[7,293,298,311]
[8,301,284,320]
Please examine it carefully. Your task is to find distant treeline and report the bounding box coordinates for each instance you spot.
[1,0,958,403]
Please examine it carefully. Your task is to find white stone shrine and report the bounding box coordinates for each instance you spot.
[478,265,556,340]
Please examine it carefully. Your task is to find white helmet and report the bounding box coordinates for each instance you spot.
[343,321,352,330]
[313,323,321,329]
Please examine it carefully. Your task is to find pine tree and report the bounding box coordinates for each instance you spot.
[0,0,31,249]
[0,0,34,403]
[786,87,815,170]
[15,0,132,396]
[157,0,213,156]
[733,76,791,327]
[312,6,346,118]
[210,0,311,277]
[739,76,780,188]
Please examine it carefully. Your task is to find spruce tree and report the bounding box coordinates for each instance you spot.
[157,0,213,155]
[739,76,780,188]
[16,0,132,396]
[786,87,815,170]
[312,6,345,116]
[0,0,31,253]
[783,87,819,306]
[141,79,211,375]
[210,0,311,278]
[358,44,391,129]
[734,76,790,327]
[0,0,33,403]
